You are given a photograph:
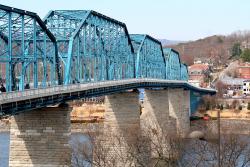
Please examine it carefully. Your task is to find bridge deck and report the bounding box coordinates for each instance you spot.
[0,79,216,116]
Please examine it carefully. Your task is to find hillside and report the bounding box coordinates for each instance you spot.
[165,31,250,66]
[158,39,185,46]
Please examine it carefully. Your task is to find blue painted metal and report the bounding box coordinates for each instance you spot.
[190,91,201,115]
[0,3,212,119]
[0,4,218,118]
[163,48,181,80]
[130,34,166,79]
[180,63,189,81]
[44,10,135,85]
[0,79,216,116]
[0,5,191,92]
[0,4,61,92]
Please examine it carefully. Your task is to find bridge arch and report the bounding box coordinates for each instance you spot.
[44,10,135,84]
[130,34,166,79]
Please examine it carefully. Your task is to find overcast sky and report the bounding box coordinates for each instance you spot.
[1,0,250,41]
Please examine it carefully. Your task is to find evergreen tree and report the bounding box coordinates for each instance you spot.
[231,43,242,58]
[247,102,250,110]
[241,49,250,62]
[220,104,224,110]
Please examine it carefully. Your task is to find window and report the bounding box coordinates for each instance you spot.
[244,83,247,85]
[244,89,246,91]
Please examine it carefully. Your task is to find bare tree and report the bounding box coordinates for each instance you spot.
[215,81,227,98]
[71,124,184,167]
[71,122,250,167]
[180,130,250,167]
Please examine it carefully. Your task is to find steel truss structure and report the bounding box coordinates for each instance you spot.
[180,64,188,81]
[130,34,166,79]
[0,5,61,91]
[44,10,135,84]
[0,5,189,92]
[163,48,182,80]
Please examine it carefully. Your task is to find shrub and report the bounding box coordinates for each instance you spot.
[231,100,239,109]
[238,105,242,110]
[205,103,210,111]
[247,103,250,110]
[220,104,224,110]
[200,95,219,111]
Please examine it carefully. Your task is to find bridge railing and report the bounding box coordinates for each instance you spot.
[0,78,216,105]
[0,79,140,104]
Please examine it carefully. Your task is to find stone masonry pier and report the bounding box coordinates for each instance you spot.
[168,88,190,137]
[141,89,177,159]
[8,88,191,166]
[102,89,191,164]
[101,92,140,166]
[9,105,71,167]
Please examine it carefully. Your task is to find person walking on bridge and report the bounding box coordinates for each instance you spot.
[0,84,6,93]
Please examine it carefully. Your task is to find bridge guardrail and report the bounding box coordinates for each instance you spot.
[0,78,216,105]
[0,79,133,104]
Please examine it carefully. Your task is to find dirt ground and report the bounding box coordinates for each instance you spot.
[71,103,105,123]
[0,118,10,132]
[206,109,250,119]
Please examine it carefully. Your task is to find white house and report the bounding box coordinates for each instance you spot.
[243,80,250,95]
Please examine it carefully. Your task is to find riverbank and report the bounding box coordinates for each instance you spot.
[0,119,102,134]
[191,118,250,136]
[0,119,9,132]
[2,118,250,136]
[206,109,250,119]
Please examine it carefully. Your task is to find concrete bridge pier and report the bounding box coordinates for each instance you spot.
[141,89,177,160]
[101,91,140,166]
[9,104,71,167]
[141,88,191,162]
[168,88,190,137]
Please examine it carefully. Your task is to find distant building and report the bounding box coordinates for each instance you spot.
[193,58,202,64]
[219,76,244,97]
[193,58,213,66]
[188,64,210,87]
[238,62,250,79]
[220,76,244,91]
[241,40,250,49]
[243,80,250,95]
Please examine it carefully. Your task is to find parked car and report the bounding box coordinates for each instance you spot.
[203,114,210,121]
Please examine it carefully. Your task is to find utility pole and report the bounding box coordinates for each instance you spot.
[218,109,221,167]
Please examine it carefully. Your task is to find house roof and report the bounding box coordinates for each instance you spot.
[189,64,209,71]
[220,76,245,85]
[238,62,250,67]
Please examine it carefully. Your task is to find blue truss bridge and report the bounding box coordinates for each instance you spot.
[0,4,216,115]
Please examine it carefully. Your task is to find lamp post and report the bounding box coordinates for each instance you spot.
[218,108,221,167]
